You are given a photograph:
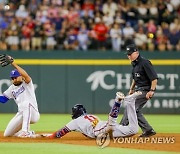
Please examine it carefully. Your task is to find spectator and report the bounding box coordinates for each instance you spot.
[93,17,109,50]
[137,1,148,22]
[147,19,157,34]
[15,5,29,20]
[0,29,7,50]
[114,11,125,25]
[161,22,170,38]
[27,0,39,18]
[110,23,122,52]
[81,9,93,29]
[56,28,66,50]
[20,21,32,51]
[0,16,9,30]
[43,20,56,50]
[156,26,168,51]
[102,0,118,17]
[67,6,80,26]
[88,23,98,50]
[170,0,180,10]
[134,27,148,50]
[157,0,167,25]
[0,0,179,52]
[31,20,43,50]
[81,0,95,17]
[102,12,114,27]
[167,26,180,51]
[122,22,135,47]
[134,19,147,33]
[6,18,20,50]
[148,0,158,20]
[64,28,78,50]
[77,24,89,51]
[81,0,94,18]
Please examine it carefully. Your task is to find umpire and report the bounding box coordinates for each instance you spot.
[120,44,158,137]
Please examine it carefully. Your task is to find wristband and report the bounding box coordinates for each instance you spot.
[150,89,155,92]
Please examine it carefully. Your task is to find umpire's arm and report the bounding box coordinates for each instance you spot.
[146,79,158,99]
[11,61,31,84]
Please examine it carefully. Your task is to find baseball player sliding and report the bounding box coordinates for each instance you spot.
[0,54,40,137]
[48,91,141,139]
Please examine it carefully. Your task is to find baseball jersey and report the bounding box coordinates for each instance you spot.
[65,114,107,138]
[3,80,38,112]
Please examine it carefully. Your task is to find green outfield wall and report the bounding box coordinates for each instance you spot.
[0,51,179,114]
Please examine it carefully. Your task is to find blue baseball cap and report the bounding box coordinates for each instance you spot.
[10,69,21,78]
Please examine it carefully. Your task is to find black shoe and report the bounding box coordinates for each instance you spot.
[139,129,156,137]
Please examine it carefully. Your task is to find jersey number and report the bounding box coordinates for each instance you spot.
[84,115,99,128]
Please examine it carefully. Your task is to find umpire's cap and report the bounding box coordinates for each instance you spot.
[126,44,138,55]
[10,69,21,78]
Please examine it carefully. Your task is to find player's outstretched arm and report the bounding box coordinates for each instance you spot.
[11,61,31,84]
[49,126,71,139]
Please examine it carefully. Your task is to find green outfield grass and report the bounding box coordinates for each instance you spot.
[0,143,176,154]
[0,114,179,154]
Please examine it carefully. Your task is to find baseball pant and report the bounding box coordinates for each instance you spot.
[111,93,138,137]
[94,93,138,137]
[4,104,40,137]
[120,91,153,132]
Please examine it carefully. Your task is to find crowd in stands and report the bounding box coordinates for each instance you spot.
[0,0,179,52]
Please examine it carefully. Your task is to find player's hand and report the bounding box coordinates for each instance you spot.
[128,89,134,95]
[146,91,154,99]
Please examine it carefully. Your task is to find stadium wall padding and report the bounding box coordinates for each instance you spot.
[0,51,179,114]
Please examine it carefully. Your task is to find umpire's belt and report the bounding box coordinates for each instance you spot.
[135,86,150,91]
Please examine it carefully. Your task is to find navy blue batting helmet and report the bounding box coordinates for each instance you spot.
[72,104,86,119]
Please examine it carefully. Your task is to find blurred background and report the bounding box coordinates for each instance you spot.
[0,0,179,51]
[0,0,179,114]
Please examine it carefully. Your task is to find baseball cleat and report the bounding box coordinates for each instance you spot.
[18,130,35,138]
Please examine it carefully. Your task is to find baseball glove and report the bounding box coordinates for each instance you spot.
[0,54,14,67]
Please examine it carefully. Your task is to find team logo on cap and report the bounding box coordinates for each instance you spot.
[12,70,16,74]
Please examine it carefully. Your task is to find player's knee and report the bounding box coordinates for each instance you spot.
[129,125,138,134]
[30,113,40,124]
[4,131,11,137]
[133,126,139,134]
[132,126,138,134]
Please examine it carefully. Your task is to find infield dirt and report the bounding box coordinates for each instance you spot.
[0,132,179,152]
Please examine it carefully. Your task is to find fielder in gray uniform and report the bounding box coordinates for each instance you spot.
[49,91,142,139]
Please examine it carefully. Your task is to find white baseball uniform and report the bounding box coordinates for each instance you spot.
[3,80,40,137]
[63,93,139,138]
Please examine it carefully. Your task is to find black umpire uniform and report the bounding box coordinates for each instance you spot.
[120,44,158,137]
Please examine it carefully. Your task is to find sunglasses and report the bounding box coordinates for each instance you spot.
[11,77,18,80]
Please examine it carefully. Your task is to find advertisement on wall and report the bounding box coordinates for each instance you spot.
[0,64,179,114]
